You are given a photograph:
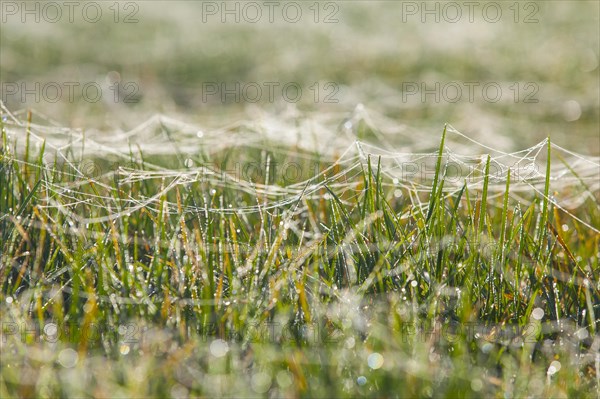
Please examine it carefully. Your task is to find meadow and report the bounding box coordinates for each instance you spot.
[1,1,599,398]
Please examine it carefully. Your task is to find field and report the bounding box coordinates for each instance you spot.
[1,1,599,398]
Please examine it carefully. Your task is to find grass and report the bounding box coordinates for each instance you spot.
[1,114,599,398]
[1,2,598,397]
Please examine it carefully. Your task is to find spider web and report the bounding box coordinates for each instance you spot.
[1,101,599,234]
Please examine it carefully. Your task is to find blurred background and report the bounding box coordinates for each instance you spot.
[1,0,598,154]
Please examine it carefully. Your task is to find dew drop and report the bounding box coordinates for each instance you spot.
[562,100,581,122]
[531,308,544,320]
[209,339,229,357]
[547,360,561,375]
[119,344,130,355]
[57,348,78,368]
[367,353,384,369]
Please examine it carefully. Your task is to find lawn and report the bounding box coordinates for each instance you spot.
[1,1,599,398]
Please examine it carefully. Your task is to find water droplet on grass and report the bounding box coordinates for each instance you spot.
[471,378,483,391]
[170,384,189,399]
[44,323,58,336]
[57,348,78,368]
[276,370,293,388]
[368,353,384,369]
[119,344,130,355]
[547,360,561,375]
[562,100,581,122]
[251,372,272,393]
[210,339,229,357]
[345,337,355,349]
[531,308,544,320]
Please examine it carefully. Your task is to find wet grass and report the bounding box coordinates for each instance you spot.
[1,119,599,398]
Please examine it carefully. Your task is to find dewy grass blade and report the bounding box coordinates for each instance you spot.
[426,125,446,226]
[537,137,552,261]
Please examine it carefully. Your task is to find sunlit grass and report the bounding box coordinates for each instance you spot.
[1,115,598,398]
